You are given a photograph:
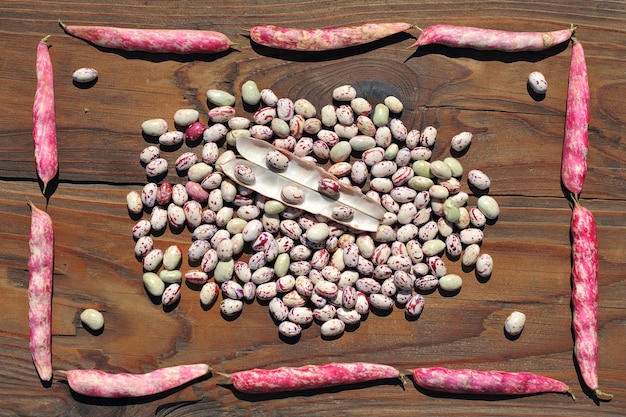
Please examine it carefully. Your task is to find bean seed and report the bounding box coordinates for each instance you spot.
[162,283,181,306]
[208,106,236,123]
[221,281,244,300]
[527,71,548,94]
[439,274,462,292]
[414,274,439,291]
[278,321,302,337]
[171,184,188,206]
[146,158,168,177]
[159,130,185,147]
[313,304,337,322]
[139,145,160,165]
[384,96,404,113]
[214,259,235,282]
[72,67,98,83]
[451,131,472,152]
[468,169,491,190]
[200,282,220,306]
[477,195,500,219]
[280,185,304,204]
[349,135,376,151]
[443,198,461,223]
[353,277,378,294]
[260,88,279,106]
[184,270,208,286]
[445,233,463,258]
[350,97,372,116]
[320,318,345,337]
[206,89,236,106]
[460,228,484,245]
[293,98,316,118]
[427,255,447,277]
[421,239,446,256]
[405,294,425,317]
[373,130,391,152]
[336,307,361,325]
[141,272,164,298]
[368,293,394,310]
[141,118,168,136]
[389,118,407,141]
[504,311,526,336]
[241,80,261,105]
[288,307,314,325]
[372,103,390,127]
[134,236,153,259]
[142,249,163,271]
[220,298,244,316]
[462,243,481,267]
[256,282,278,300]
[475,253,494,277]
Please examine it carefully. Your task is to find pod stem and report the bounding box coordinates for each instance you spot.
[593,388,613,401]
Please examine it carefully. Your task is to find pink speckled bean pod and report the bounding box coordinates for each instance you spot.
[561,39,589,198]
[411,367,573,398]
[223,362,404,394]
[59,363,211,397]
[411,24,574,51]
[27,200,54,381]
[60,21,232,54]
[249,22,412,51]
[570,201,612,400]
[33,36,57,194]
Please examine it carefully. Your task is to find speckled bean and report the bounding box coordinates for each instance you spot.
[146,158,168,177]
[528,71,548,94]
[504,311,526,336]
[159,130,185,147]
[451,131,472,152]
[162,283,181,306]
[460,228,484,245]
[200,282,220,306]
[405,293,425,317]
[462,243,481,267]
[475,253,493,277]
[368,293,394,310]
[220,298,243,316]
[139,145,160,165]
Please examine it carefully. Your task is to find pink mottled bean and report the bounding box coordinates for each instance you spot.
[60,21,232,54]
[60,364,211,397]
[224,362,403,394]
[411,367,572,398]
[411,24,574,51]
[27,201,53,381]
[33,36,57,194]
[561,39,589,198]
[250,23,411,51]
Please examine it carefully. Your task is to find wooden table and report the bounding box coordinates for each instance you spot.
[1,1,624,415]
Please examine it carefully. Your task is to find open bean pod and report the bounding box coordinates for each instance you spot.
[221,157,380,232]
[232,136,385,228]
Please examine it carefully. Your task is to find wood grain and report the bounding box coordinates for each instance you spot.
[1,1,625,416]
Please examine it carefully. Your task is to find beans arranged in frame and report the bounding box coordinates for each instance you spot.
[127,81,500,341]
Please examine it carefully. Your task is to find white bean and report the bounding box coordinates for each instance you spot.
[504,311,527,336]
[528,71,548,94]
[80,308,104,331]
[320,318,345,337]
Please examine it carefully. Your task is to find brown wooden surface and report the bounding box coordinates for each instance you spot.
[1,1,625,416]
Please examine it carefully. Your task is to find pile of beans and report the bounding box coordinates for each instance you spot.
[128,82,499,339]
